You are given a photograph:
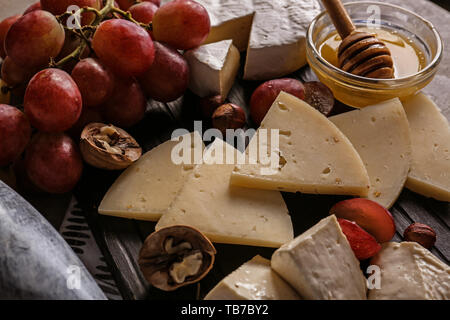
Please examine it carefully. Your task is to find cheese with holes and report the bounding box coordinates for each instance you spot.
[231,92,370,196]
[205,255,300,300]
[271,215,367,300]
[98,132,204,221]
[184,40,240,98]
[163,0,321,80]
[156,138,293,248]
[402,93,450,201]
[368,242,450,300]
[330,98,411,208]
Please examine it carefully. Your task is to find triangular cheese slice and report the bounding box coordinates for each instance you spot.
[184,39,240,98]
[369,242,450,300]
[98,132,204,221]
[205,255,300,300]
[330,98,411,208]
[231,91,370,196]
[402,93,450,201]
[271,215,368,300]
[156,138,293,248]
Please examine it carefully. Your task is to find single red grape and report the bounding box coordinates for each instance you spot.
[102,77,146,127]
[153,0,210,50]
[0,104,31,167]
[24,68,82,132]
[92,19,155,77]
[250,78,305,125]
[25,132,83,194]
[1,56,37,87]
[23,2,42,14]
[71,58,114,108]
[138,41,189,102]
[5,10,65,68]
[0,15,21,59]
[40,0,102,26]
[129,1,158,24]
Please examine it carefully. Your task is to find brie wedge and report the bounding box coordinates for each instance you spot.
[156,138,294,248]
[402,93,450,201]
[98,132,204,221]
[231,92,370,196]
[330,98,412,208]
[271,215,368,300]
[163,0,321,80]
[205,255,300,300]
[184,40,240,98]
[369,242,450,300]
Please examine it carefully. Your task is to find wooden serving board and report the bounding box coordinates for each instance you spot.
[0,0,448,300]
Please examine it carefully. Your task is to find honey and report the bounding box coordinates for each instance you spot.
[319,27,427,79]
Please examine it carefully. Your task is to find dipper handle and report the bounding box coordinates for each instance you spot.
[321,0,356,39]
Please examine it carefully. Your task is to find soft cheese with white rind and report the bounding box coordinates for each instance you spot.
[330,98,412,208]
[205,255,300,300]
[231,91,370,196]
[98,132,204,221]
[271,215,367,300]
[156,138,294,248]
[368,242,450,300]
[243,0,321,80]
[402,93,450,201]
[162,0,321,81]
[184,40,240,98]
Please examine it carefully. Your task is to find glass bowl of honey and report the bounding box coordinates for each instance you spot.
[306,1,443,108]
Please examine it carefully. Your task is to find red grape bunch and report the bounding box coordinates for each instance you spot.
[0,0,211,194]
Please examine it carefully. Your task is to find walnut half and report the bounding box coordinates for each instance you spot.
[80,123,142,170]
[138,226,216,291]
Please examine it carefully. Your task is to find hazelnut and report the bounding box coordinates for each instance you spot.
[80,123,142,170]
[403,223,436,249]
[212,103,246,135]
[198,95,225,118]
[138,225,216,292]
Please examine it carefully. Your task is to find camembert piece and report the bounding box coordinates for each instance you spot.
[162,0,321,80]
[98,132,204,221]
[369,242,450,300]
[184,40,240,98]
[402,93,450,201]
[205,255,300,300]
[156,139,294,248]
[231,92,370,196]
[330,98,412,208]
[271,215,368,300]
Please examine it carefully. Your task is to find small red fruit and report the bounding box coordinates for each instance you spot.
[250,78,305,125]
[330,198,396,243]
[338,218,382,260]
[25,133,83,194]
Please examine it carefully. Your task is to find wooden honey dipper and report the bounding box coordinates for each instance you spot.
[321,0,394,79]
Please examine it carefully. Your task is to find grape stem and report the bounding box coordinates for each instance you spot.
[53,0,144,68]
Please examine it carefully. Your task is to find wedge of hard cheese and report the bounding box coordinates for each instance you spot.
[231,91,370,196]
[98,132,204,221]
[184,40,240,98]
[271,215,367,300]
[330,98,411,208]
[402,93,450,201]
[156,138,294,248]
[369,242,450,300]
[205,255,300,300]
